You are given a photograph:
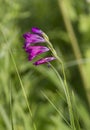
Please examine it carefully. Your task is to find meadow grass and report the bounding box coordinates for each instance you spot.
[0,0,90,130]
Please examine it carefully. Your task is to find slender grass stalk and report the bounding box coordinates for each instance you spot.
[58,0,89,107]
[1,30,37,130]
[0,106,11,130]
[10,80,14,130]
[49,62,75,130]
[11,53,37,130]
[43,34,76,129]
[71,92,81,130]
[41,91,71,128]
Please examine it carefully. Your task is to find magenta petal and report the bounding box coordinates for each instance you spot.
[33,57,56,65]
[23,32,45,48]
[22,28,56,66]
[27,46,49,60]
[31,27,43,35]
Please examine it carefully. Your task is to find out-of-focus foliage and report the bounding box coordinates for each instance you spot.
[0,0,90,130]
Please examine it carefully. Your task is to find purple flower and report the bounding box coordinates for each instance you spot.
[25,46,49,61]
[31,27,43,35]
[23,27,56,66]
[23,32,45,48]
[33,57,56,66]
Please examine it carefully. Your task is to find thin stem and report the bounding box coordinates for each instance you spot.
[1,30,37,130]
[58,0,89,106]
[41,91,71,128]
[10,80,14,130]
[49,61,75,129]
[10,52,37,130]
[43,35,75,129]
[61,62,75,129]
[56,58,75,129]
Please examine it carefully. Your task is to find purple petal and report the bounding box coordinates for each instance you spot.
[31,27,43,35]
[26,46,49,61]
[23,32,45,48]
[33,57,56,66]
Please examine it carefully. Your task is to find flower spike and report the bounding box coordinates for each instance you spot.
[23,27,56,65]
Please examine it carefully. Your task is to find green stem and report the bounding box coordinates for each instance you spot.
[1,30,37,130]
[10,80,14,130]
[10,52,37,130]
[44,35,75,129]
[56,57,75,129]
[58,0,89,108]
[41,91,71,127]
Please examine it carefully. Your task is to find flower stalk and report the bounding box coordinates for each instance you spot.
[42,32,62,63]
[23,27,75,129]
[43,33,75,129]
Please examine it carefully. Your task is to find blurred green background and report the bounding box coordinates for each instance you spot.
[0,0,90,130]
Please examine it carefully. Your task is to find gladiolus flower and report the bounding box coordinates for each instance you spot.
[23,32,45,48]
[23,27,56,66]
[33,57,56,66]
[31,27,43,35]
[25,46,49,61]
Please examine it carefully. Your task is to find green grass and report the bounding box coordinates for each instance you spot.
[0,0,90,130]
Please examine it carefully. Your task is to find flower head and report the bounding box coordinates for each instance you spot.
[33,57,56,66]
[23,27,56,66]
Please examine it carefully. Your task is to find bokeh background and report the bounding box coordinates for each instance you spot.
[0,0,90,130]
